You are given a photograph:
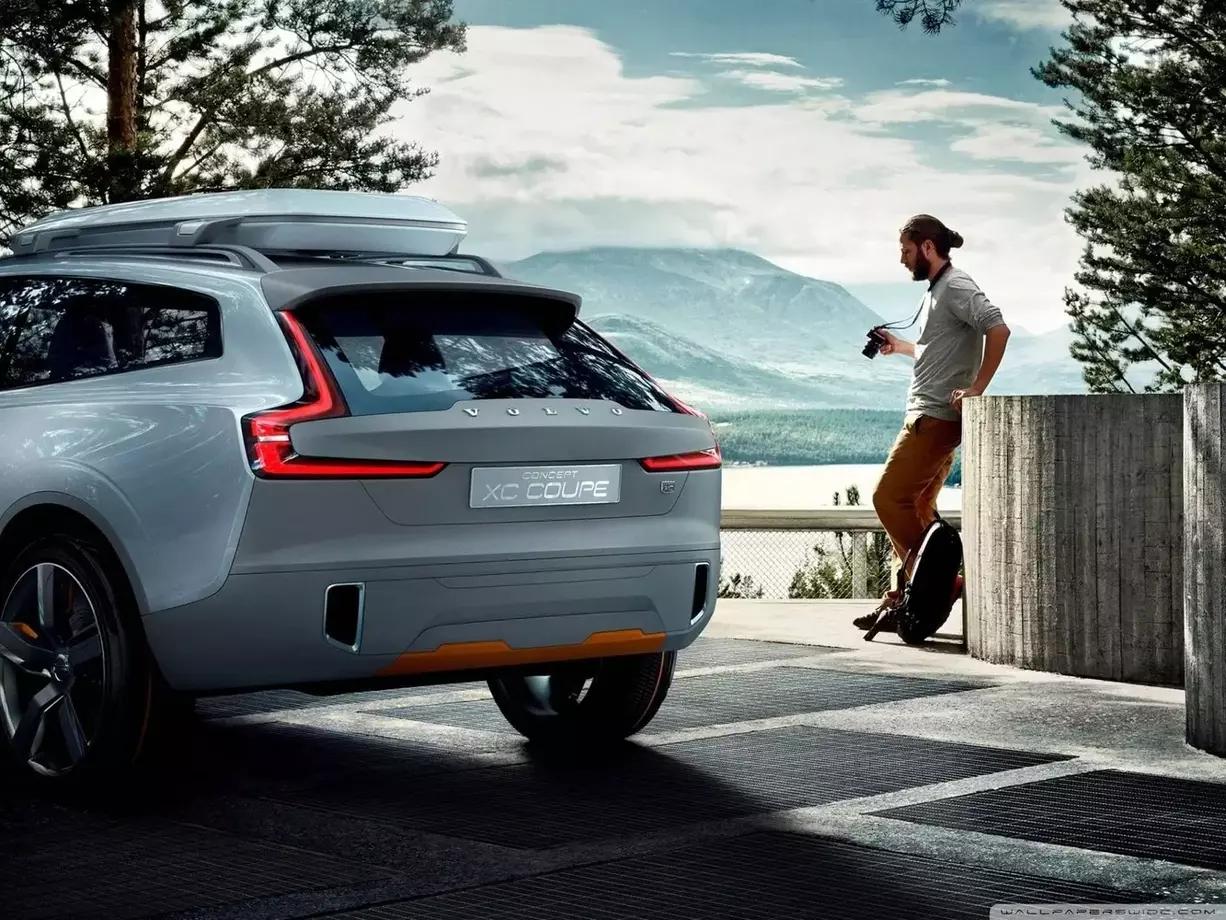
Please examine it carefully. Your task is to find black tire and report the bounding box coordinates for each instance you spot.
[0,533,158,782]
[488,651,677,745]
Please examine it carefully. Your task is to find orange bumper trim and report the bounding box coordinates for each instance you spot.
[376,628,667,677]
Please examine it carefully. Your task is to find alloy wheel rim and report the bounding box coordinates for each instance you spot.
[0,563,107,776]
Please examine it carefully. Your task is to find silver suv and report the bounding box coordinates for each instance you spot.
[0,191,721,780]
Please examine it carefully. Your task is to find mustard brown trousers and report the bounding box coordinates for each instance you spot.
[871,413,962,595]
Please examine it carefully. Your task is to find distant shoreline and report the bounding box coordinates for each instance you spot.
[707,408,962,485]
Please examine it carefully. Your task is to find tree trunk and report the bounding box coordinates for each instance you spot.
[107,0,140,202]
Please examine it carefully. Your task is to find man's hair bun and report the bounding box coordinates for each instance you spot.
[901,214,963,257]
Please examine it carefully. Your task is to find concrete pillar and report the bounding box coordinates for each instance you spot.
[1184,383,1226,755]
[964,394,1183,684]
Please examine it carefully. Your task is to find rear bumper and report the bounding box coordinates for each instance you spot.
[143,547,720,692]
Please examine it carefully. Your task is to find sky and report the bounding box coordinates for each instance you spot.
[391,0,1090,333]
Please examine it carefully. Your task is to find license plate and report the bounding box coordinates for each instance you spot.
[470,464,622,509]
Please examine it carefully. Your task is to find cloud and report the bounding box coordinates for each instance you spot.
[670,51,803,69]
[856,89,1063,125]
[469,155,569,179]
[719,69,843,93]
[393,25,1091,332]
[856,87,1082,167]
[897,78,952,87]
[951,124,1084,166]
[972,0,1072,31]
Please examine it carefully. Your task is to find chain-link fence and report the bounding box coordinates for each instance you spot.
[717,508,963,601]
[717,528,892,600]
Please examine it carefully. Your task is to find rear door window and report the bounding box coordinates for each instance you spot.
[298,291,681,414]
[0,276,221,391]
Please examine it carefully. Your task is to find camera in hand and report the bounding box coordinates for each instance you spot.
[862,327,887,359]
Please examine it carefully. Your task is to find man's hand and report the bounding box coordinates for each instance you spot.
[950,384,983,413]
[879,330,915,358]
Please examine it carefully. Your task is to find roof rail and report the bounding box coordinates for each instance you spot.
[39,244,280,273]
[10,189,468,260]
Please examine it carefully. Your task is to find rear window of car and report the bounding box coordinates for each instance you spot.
[296,291,681,414]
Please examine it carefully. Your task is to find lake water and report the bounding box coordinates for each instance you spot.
[720,463,961,510]
[717,464,961,599]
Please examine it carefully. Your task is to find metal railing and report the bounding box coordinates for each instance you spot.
[717,508,962,601]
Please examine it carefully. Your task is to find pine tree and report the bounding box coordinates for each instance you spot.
[874,0,964,33]
[0,1,466,243]
[1034,1,1226,391]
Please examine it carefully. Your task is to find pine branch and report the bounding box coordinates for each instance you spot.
[873,0,962,33]
[52,69,90,161]
[1038,1,1226,392]
[65,57,107,88]
[1,0,465,223]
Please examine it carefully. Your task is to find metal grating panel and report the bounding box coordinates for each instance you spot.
[320,831,1146,920]
[198,683,485,720]
[285,725,1065,849]
[876,769,1226,871]
[674,637,842,669]
[380,666,987,735]
[0,815,391,920]
[175,721,487,795]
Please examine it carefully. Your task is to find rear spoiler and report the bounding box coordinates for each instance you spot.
[260,265,582,320]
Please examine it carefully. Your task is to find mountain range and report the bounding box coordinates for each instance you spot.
[501,247,1086,411]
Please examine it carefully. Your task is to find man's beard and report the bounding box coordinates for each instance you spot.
[911,251,931,281]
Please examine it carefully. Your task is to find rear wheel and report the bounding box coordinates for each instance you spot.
[489,651,676,745]
[0,535,156,781]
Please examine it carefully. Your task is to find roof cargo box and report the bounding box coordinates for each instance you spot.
[10,189,467,258]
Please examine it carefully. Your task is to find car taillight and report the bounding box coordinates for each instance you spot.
[630,372,721,472]
[639,446,722,472]
[642,376,720,471]
[243,312,446,479]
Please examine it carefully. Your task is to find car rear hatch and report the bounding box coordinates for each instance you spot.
[245,269,720,526]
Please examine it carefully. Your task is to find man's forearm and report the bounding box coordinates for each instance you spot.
[971,325,1010,391]
[894,339,916,359]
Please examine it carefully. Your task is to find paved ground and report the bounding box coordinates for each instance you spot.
[4,599,1226,920]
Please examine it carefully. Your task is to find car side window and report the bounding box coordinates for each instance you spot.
[0,276,221,391]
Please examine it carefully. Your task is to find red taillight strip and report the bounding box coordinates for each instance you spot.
[244,312,446,480]
[249,441,447,479]
[639,446,722,472]
[247,312,344,440]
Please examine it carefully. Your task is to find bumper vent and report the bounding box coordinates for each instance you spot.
[691,563,710,622]
[324,583,364,651]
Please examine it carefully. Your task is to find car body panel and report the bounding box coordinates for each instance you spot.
[0,251,722,695]
[0,262,300,614]
[289,398,714,464]
[142,546,719,692]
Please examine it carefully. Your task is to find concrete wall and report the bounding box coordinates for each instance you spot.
[963,394,1184,685]
[1184,383,1226,755]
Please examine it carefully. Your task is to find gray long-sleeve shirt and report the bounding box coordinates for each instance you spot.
[905,264,1005,422]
